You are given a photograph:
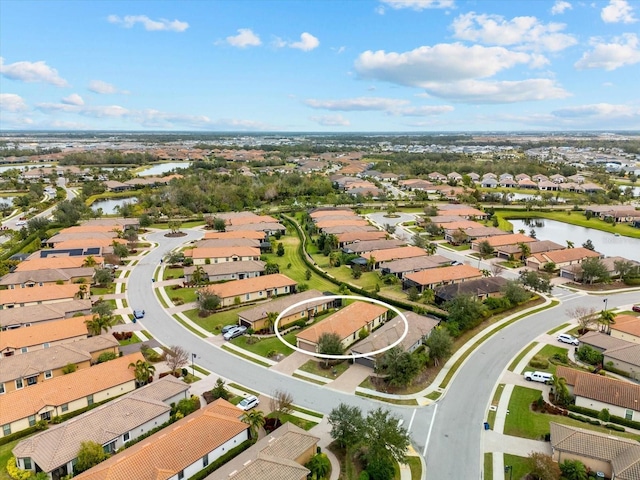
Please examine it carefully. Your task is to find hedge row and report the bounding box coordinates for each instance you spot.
[566,404,640,430]
[187,439,253,480]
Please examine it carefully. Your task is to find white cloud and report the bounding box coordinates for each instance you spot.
[552,103,638,118]
[451,12,577,52]
[379,0,454,11]
[226,28,261,48]
[310,114,351,126]
[107,14,189,32]
[417,79,570,103]
[0,93,27,112]
[36,102,129,118]
[574,33,640,70]
[88,80,124,94]
[551,1,572,15]
[289,32,320,51]
[601,0,637,23]
[132,109,212,128]
[61,93,84,106]
[355,43,536,86]
[305,96,453,116]
[0,57,68,87]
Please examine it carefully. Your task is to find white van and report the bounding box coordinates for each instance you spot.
[557,333,579,346]
[524,371,554,384]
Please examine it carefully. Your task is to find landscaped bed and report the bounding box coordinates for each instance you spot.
[298,359,349,379]
[230,332,298,358]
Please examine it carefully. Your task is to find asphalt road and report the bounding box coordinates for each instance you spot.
[132,228,638,478]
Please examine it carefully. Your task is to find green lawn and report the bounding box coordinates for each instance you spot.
[484,453,493,480]
[503,454,529,480]
[149,220,205,229]
[118,333,141,346]
[163,267,183,280]
[266,412,317,431]
[0,438,20,480]
[298,359,350,379]
[504,386,640,441]
[526,344,569,375]
[184,304,255,334]
[163,286,198,304]
[230,332,297,358]
[508,342,538,372]
[310,252,381,291]
[91,284,116,296]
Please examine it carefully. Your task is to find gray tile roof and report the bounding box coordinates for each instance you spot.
[379,255,451,274]
[342,239,405,254]
[238,289,330,323]
[579,330,631,351]
[184,260,266,277]
[0,299,92,328]
[0,267,95,286]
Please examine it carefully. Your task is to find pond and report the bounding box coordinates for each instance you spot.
[91,197,138,215]
[509,193,567,203]
[510,218,640,262]
[137,162,192,176]
[621,186,640,198]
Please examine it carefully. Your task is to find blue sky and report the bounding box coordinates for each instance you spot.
[1,0,639,132]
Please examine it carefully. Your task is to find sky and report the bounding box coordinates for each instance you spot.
[1,0,639,132]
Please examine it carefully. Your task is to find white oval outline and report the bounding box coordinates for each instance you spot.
[274,295,408,360]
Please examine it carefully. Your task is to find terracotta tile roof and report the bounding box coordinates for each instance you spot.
[226,222,285,232]
[0,267,95,286]
[48,231,119,244]
[379,255,451,274]
[361,246,427,263]
[228,215,278,226]
[436,206,485,217]
[404,265,483,286]
[205,274,297,299]
[556,365,640,411]
[497,240,564,255]
[603,342,640,368]
[474,233,536,247]
[323,225,378,234]
[0,284,81,306]
[315,219,369,229]
[441,220,485,230]
[82,218,139,228]
[0,314,89,351]
[74,399,248,480]
[60,226,124,234]
[0,352,142,425]
[530,247,601,264]
[342,239,405,253]
[239,290,330,323]
[310,208,355,218]
[15,257,104,272]
[54,238,126,249]
[296,302,387,344]
[184,260,265,277]
[183,246,260,259]
[610,315,640,337]
[194,238,260,248]
[550,422,640,480]
[12,376,188,473]
[0,299,92,328]
[203,230,265,240]
[427,215,465,223]
[336,231,387,244]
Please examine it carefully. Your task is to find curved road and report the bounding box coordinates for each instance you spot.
[131,228,639,478]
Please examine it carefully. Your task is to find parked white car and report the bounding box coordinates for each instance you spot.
[557,333,579,346]
[237,395,259,411]
[524,371,554,384]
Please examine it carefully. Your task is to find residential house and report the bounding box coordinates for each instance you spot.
[481,177,498,188]
[428,172,447,182]
[0,315,90,357]
[0,352,142,438]
[538,180,559,191]
[194,238,260,249]
[434,277,508,304]
[399,179,434,192]
[0,284,82,309]
[184,260,265,283]
[447,172,463,181]
[559,256,640,282]
[471,233,536,252]
[226,215,279,227]
[360,246,428,269]
[578,331,640,381]
[81,218,139,231]
[335,230,387,247]
[581,182,604,193]
[226,222,286,236]
[532,174,548,182]
[203,230,266,241]
[436,205,487,219]
[526,247,601,272]
[499,173,514,181]
[515,173,531,181]
[403,265,483,292]
[482,173,497,180]
[238,289,337,332]
[468,172,480,182]
[103,180,132,193]
[550,422,640,480]
[184,247,261,265]
[342,239,405,255]
[203,274,297,307]
[315,219,369,231]
[518,178,538,189]
[550,174,566,183]
[14,256,104,272]
[556,365,640,421]
[499,178,517,188]
[0,267,95,289]
[495,240,564,260]
[208,422,319,480]
[351,312,439,368]
[379,255,451,279]
[1,299,92,330]
[610,315,640,344]
[44,231,120,248]
[309,208,355,219]
[0,335,119,394]
[13,376,190,480]
[73,399,249,480]
[296,301,388,353]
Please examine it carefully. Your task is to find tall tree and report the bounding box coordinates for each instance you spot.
[328,403,364,449]
[317,332,343,367]
[425,327,453,366]
[518,242,531,260]
[566,240,574,249]
[264,311,279,333]
[362,408,410,466]
[164,345,190,374]
[477,240,495,259]
[425,242,438,255]
[566,306,597,333]
[598,309,616,334]
[580,257,609,284]
[128,359,155,386]
[559,459,588,480]
[197,289,221,314]
[582,239,595,251]
[526,452,561,480]
[380,346,420,387]
[75,441,110,474]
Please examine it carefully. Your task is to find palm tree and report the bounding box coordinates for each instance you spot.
[82,255,98,267]
[85,313,116,336]
[129,359,155,386]
[518,242,531,261]
[241,409,265,440]
[191,265,206,286]
[425,242,438,256]
[264,311,279,333]
[76,284,88,300]
[598,310,616,334]
[552,375,571,407]
[366,256,376,271]
[566,240,574,249]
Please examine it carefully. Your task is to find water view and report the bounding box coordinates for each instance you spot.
[91,197,138,215]
[137,162,192,176]
[510,218,640,263]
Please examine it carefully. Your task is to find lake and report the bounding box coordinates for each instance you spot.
[137,162,192,176]
[510,218,640,262]
[91,197,138,215]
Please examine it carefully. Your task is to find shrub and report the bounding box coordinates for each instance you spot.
[605,423,625,432]
[529,355,549,369]
[6,457,32,480]
[171,297,185,306]
[598,408,611,422]
[62,363,77,374]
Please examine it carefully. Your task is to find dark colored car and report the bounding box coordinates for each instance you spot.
[633,305,640,313]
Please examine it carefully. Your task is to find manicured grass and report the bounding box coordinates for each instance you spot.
[172,314,207,338]
[494,209,640,239]
[164,285,198,304]
[228,383,261,397]
[292,372,326,385]
[230,332,297,358]
[163,267,183,280]
[310,251,381,291]
[150,220,205,229]
[547,323,571,335]
[298,359,350,379]
[484,453,493,480]
[291,405,324,418]
[503,454,529,480]
[154,288,170,308]
[141,329,153,339]
[504,386,640,441]
[508,342,538,372]
[526,344,568,375]
[118,333,141,346]
[267,412,318,431]
[405,456,421,479]
[221,345,271,367]
[184,304,254,334]
[487,383,505,429]
[425,391,441,400]
[262,234,337,292]
[91,285,116,296]
[0,438,21,480]
[356,392,418,405]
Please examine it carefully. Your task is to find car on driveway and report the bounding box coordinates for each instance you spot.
[223,325,247,340]
[221,324,238,334]
[557,333,579,346]
[133,310,145,319]
[237,395,259,411]
[15,220,27,227]
[633,305,640,313]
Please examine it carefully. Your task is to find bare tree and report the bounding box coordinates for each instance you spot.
[164,345,190,374]
[269,389,294,421]
[566,306,597,333]
[490,263,504,277]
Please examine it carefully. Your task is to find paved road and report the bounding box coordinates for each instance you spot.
[132,229,638,479]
